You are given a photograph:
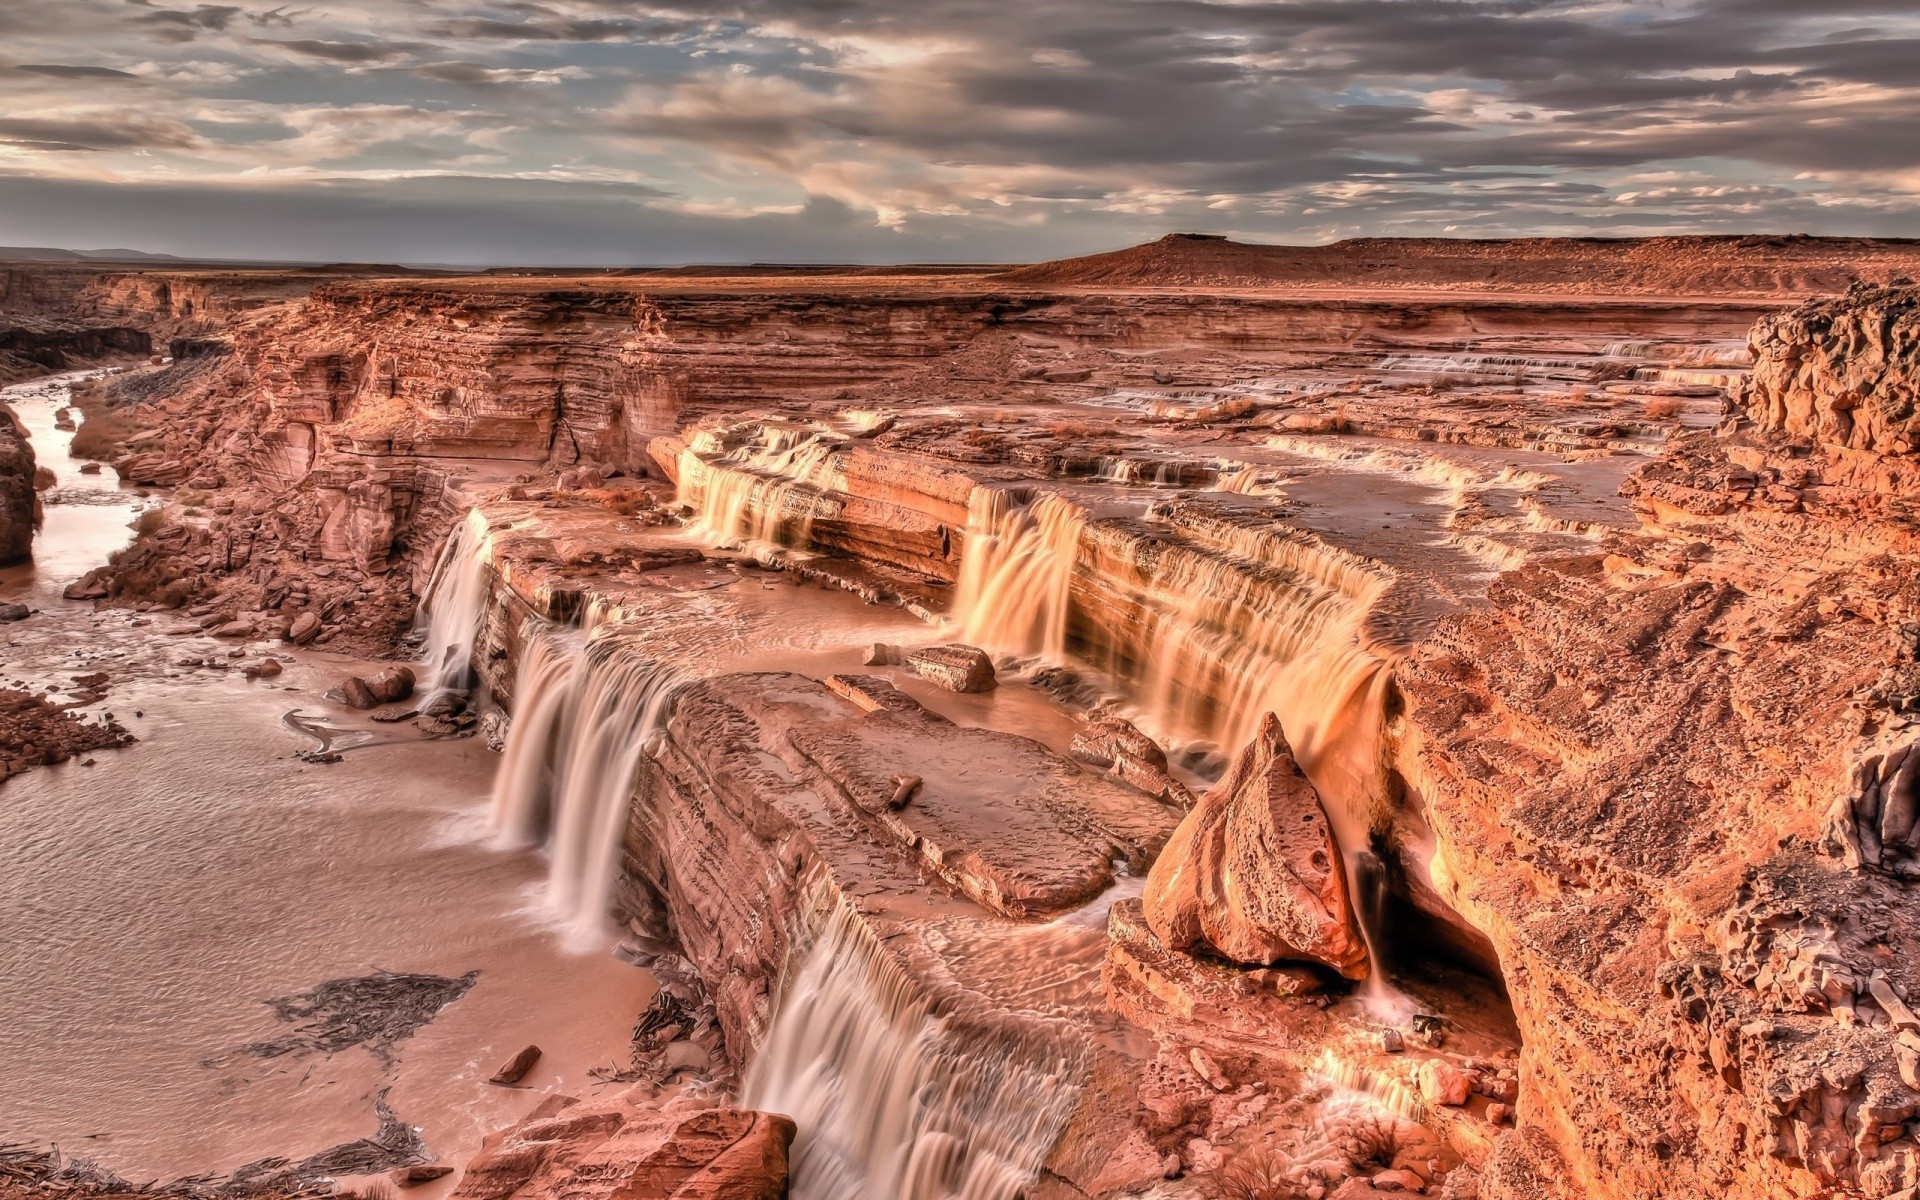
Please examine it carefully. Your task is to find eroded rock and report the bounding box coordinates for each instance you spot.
[1143,713,1367,979]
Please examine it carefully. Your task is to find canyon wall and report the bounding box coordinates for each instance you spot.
[1399,284,1920,1198]
[28,254,1919,1197]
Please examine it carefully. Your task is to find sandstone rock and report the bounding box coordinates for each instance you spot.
[0,602,29,621]
[903,643,996,693]
[1739,282,1920,462]
[32,465,54,491]
[369,665,415,704]
[488,1043,541,1085]
[62,569,109,601]
[77,462,101,475]
[1417,1060,1472,1107]
[451,1094,793,1200]
[1372,1168,1426,1193]
[211,619,254,638]
[0,410,38,566]
[391,1163,453,1187]
[242,660,283,680]
[1071,714,1196,807]
[1142,712,1368,979]
[287,611,323,644]
[862,641,903,666]
[340,675,379,710]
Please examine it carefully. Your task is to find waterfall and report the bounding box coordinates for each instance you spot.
[416,508,493,706]
[949,488,1086,661]
[676,426,841,549]
[489,625,683,938]
[745,902,1082,1200]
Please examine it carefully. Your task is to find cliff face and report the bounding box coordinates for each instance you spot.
[1398,288,1920,1198]
[0,407,38,564]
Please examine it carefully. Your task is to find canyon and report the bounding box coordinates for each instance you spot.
[4,234,1920,1200]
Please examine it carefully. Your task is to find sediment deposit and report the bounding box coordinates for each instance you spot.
[7,238,1920,1200]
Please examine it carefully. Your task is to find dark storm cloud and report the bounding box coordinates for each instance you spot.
[250,37,435,63]
[14,64,142,79]
[133,4,244,42]
[421,17,660,41]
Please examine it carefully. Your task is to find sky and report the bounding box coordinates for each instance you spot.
[0,0,1916,265]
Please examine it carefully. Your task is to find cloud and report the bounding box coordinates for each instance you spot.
[14,64,142,80]
[249,37,434,64]
[0,0,1911,259]
[0,111,203,152]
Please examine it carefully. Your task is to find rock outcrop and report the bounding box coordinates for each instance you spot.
[0,407,37,564]
[1739,281,1920,461]
[452,1092,793,1200]
[1143,713,1369,980]
[1397,287,1920,1198]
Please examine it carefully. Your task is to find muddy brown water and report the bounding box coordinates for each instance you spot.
[0,372,648,1183]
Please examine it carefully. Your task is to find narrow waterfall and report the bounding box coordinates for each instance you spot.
[489,625,683,938]
[676,427,841,549]
[415,507,494,705]
[949,487,1086,660]
[745,902,1082,1200]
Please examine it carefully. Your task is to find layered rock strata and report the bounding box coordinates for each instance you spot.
[1396,284,1920,1198]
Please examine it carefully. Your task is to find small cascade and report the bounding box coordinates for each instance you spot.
[677,425,841,549]
[489,624,684,938]
[949,488,1086,660]
[1214,464,1265,494]
[745,901,1083,1200]
[416,508,494,705]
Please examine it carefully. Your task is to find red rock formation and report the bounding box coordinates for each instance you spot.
[0,407,38,564]
[1143,713,1369,979]
[452,1093,793,1200]
[1396,286,1920,1198]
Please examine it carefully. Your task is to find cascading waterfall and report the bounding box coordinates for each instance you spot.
[745,901,1082,1200]
[949,487,1086,661]
[416,507,494,706]
[489,624,683,938]
[948,487,1406,994]
[677,427,841,549]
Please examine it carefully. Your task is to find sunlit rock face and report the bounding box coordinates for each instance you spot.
[1398,288,1920,1199]
[1143,713,1369,979]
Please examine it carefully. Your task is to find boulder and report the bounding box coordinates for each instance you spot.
[1071,714,1197,807]
[0,601,29,622]
[488,1043,542,1085]
[452,1094,793,1200]
[1142,712,1369,979]
[1416,1059,1472,1107]
[62,569,110,601]
[341,665,418,709]
[368,665,415,704]
[287,611,323,644]
[903,643,996,693]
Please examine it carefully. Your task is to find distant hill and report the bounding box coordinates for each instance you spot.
[0,246,188,263]
[991,232,1920,295]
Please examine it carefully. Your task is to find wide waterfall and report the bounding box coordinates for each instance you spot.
[677,426,841,549]
[745,901,1082,1200]
[416,507,494,706]
[949,487,1086,660]
[490,624,683,938]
